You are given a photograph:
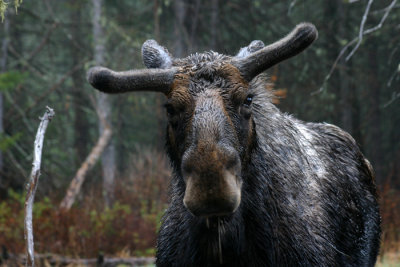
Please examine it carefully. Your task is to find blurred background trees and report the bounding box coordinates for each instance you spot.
[0,0,399,259]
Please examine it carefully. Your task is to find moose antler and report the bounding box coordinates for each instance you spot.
[87,23,317,93]
[232,23,318,81]
[86,66,177,94]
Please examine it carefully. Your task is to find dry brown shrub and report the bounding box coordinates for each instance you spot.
[379,181,400,258]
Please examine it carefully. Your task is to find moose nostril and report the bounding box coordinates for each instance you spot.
[182,162,193,175]
[226,156,239,170]
[222,148,240,171]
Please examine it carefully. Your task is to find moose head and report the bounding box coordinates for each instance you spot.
[87,23,317,218]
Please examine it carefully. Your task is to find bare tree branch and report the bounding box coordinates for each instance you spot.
[387,64,400,87]
[25,23,58,63]
[24,107,55,267]
[288,0,299,15]
[3,89,35,133]
[362,0,397,35]
[383,91,400,108]
[313,0,398,95]
[8,45,45,78]
[311,39,357,95]
[371,3,400,15]
[6,149,28,178]
[347,0,398,61]
[6,60,85,122]
[345,0,374,61]
[26,61,85,112]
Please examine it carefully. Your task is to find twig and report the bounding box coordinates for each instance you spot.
[43,0,88,55]
[7,60,85,122]
[288,0,299,15]
[25,23,58,63]
[24,107,55,267]
[383,91,400,108]
[371,3,400,15]
[388,43,400,64]
[387,65,399,87]
[311,39,357,95]
[362,0,398,35]
[6,149,28,178]
[25,61,85,112]
[347,0,397,61]
[345,0,374,61]
[3,89,35,133]
[8,45,45,78]
[313,0,398,95]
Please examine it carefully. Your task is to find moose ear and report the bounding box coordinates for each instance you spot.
[235,40,265,58]
[142,39,173,69]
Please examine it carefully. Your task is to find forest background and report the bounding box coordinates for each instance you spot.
[0,0,399,264]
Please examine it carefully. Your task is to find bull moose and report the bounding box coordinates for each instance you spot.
[87,23,381,266]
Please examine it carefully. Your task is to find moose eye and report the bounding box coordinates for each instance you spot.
[243,95,253,107]
[164,104,176,117]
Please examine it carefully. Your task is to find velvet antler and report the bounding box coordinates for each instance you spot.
[232,23,318,81]
[86,66,177,94]
[87,23,317,94]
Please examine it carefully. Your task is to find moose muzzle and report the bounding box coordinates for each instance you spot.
[182,143,242,217]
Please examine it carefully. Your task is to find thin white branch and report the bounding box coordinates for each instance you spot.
[345,0,374,61]
[371,3,400,15]
[363,0,397,35]
[387,64,400,87]
[383,91,400,108]
[288,0,299,15]
[313,0,398,95]
[24,107,55,267]
[311,38,358,95]
[346,0,397,61]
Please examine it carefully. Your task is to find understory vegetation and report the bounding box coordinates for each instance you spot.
[1,149,169,259]
[0,149,399,263]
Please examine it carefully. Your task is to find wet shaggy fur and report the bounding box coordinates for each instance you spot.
[156,52,381,267]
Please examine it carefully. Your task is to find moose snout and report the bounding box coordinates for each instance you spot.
[181,145,242,217]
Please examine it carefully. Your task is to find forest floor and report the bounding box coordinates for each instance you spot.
[1,252,399,267]
[1,249,399,266]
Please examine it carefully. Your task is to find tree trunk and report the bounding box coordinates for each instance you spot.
[92,0,116,207]
[0,10,9,182]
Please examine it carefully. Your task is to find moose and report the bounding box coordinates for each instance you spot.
[87,23,381,266]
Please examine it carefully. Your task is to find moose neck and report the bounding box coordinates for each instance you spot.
[163,114,278,265]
